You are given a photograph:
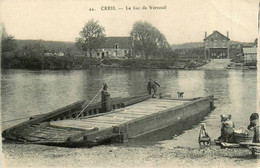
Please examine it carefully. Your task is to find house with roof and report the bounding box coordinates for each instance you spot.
[98,37,133,59]
[242,47,257,63]
[204,31,230,59]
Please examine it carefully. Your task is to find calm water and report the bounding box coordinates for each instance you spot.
[1,68,257,147]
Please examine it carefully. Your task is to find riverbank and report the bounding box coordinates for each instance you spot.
[5,54,258,70]
[1,55,206,70]
[2,142,258,168]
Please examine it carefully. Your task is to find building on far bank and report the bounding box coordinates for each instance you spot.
[204,31,230,59]
[44,51,65,57]
[99,37,133,59]
[242,47,257,64]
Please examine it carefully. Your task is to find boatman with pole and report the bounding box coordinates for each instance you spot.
[147,79,160,97]
[101,83,111,112]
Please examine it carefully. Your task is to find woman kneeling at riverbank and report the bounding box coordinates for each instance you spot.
[218,114,236,143]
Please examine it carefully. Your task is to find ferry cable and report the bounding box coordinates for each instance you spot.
[75,77,113,118]
[1,116,32,123]
[75,85,105,118]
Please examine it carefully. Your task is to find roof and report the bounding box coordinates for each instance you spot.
[243,47,257,54]
[101,37,132,49]
[204,31,230,41]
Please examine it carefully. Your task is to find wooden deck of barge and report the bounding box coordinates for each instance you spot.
[51,99,189,130]
[3,94,214,147]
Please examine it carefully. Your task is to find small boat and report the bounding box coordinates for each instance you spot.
[2,86,215,147]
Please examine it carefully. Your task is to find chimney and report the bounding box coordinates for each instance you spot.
[227,31,229,38]
[205,32,207,39]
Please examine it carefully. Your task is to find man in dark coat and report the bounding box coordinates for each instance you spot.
[147,79,160,96]
[248,113,259,143]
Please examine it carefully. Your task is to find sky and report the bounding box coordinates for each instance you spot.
[0,0,259,44]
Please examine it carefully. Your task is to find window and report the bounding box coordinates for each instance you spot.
[213,40,217,47]
[205,40,208,47]
[223,40,226,47]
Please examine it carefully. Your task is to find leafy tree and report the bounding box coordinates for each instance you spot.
[1,25,16,53]
[130,21,170,59]
[75,19,106,57]
[1,25,17,68]
[254,38,258,47]
[158,46,176,61]
[20,41,45,69]
[22,41,45,57]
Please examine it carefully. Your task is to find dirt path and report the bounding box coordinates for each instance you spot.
[2,142,259,168]
[199,59,231,70]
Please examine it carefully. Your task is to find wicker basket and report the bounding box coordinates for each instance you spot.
[234,131,254,143]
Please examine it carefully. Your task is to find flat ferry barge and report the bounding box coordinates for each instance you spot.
[2,86,215,147]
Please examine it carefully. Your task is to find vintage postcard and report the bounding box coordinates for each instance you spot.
[1,0,259,167]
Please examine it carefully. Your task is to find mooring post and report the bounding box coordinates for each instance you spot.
[101,83,111,112]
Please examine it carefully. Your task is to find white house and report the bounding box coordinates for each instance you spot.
[99,37,133,59]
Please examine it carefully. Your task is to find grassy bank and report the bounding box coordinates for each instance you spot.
[101,58,181,69]
[1,55,101,70]
[1,54,205,70]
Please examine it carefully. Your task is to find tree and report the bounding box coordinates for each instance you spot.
[1,25,16,53]
[75,19,106,57]
[22,41,45,57]
[1,25,17,68]
[254,38,258,47]
[130,21,170,59]
[20,41,46,69]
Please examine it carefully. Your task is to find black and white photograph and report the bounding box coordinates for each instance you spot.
[1,0,259,167]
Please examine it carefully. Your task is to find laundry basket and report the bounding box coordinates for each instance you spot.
[234,128,254,143]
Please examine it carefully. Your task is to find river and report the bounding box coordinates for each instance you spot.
[1,68,258,167]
